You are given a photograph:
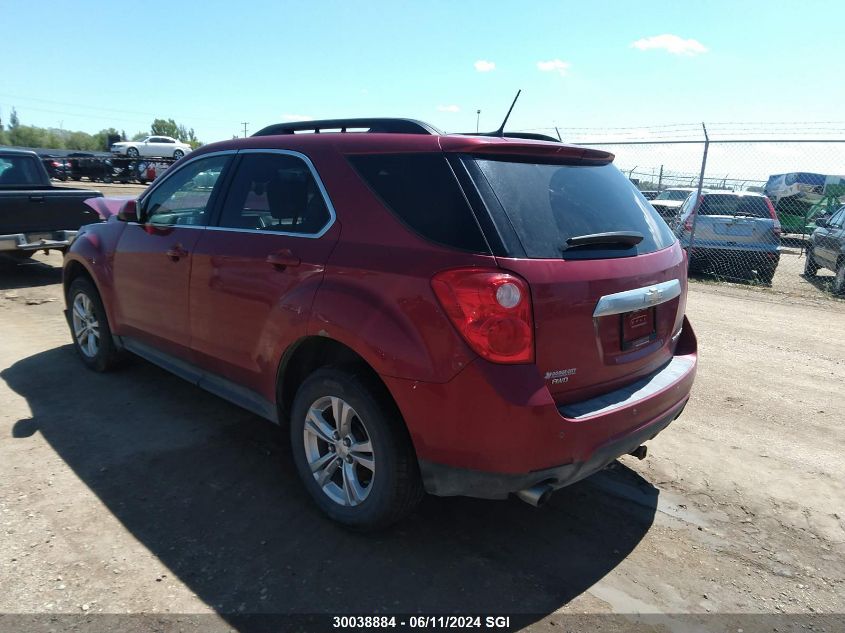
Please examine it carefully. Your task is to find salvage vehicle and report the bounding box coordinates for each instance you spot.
[63,118,697,529]
[765,172,845,234]
[111,136,191,159]
[676,191,781,284]
[804,205,845,295]
[649,187,698,220]
[0,149,103,258]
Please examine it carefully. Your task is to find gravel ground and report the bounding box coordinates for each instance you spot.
[0,252,843,632]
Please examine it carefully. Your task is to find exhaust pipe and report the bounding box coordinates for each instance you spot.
[628,445,648,460]
[515,483,555,507]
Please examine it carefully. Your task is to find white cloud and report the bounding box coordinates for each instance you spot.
[631,34,709,56]
[474,60,496,72]
[536,59,571,76]
[281,113,313,121]
[437,105,460,113]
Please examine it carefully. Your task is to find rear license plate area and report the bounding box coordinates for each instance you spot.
[621,308,656,350]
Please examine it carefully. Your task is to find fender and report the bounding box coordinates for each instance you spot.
[307,270,476,384]
[64,217,127,332]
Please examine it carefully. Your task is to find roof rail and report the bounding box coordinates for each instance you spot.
[252,118,442,137]
[458,131,562,143]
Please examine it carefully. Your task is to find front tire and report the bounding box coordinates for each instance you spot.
[833,260,845,296]
[290,368,423,530]
[126,147,140,158]
[173,149,185,159]
[804,250,819,277]
[67,278,122,372]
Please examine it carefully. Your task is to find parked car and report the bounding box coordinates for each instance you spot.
[804,205,845,295]
[40,155,70,181]
[0,149,103,258]
[111,136,191,159]
[63,117,697,529]
[675,191,781,284]
[649,187,698,220]
[639,190,659,200]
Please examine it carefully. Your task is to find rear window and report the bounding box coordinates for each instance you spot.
[468,158,676,259]
[348,154,488,253]
[0,156,43,186]
[700,195,771,218]
[656,189,692,201]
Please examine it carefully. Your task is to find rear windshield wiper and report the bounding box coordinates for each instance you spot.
[562,231,644,252]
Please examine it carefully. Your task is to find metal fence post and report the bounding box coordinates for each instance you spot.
[687,123,710,272]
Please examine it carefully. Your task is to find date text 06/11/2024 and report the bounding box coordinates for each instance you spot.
[332,615,512,629]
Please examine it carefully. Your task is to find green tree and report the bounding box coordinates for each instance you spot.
[150,118,180,138]
[93,127,122,151]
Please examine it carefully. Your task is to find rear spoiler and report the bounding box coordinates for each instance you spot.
[440,136,614,164]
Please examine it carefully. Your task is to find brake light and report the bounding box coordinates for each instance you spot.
[764,196,777,220]
[764,197,782,236]
[683,216,693,232]
[431,268,534,364]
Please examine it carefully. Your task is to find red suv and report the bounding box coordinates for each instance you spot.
[64,118,697,529]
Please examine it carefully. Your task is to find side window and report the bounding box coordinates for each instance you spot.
[217,153,331,234]
[830,208,845,228]
[142,155,230,226]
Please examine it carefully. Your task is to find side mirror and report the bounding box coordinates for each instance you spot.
[117,199,139,222]
[815,217,828,228]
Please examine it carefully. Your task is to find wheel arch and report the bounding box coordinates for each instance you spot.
[276,336,410,441]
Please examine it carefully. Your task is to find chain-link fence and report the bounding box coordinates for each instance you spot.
[567,137,845,300]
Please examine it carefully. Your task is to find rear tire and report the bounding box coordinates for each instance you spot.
[758,264,776,285]
[67,278,123,372]
[289,367,423,530]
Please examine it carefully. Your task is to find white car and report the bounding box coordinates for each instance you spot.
[110,136,191,159]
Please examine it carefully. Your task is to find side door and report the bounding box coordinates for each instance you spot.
[189,150,340,396]
[111,152,233,360]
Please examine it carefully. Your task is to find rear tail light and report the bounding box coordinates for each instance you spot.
[764,197,782,236]
[431,268,534,364]
[683,216,694,232]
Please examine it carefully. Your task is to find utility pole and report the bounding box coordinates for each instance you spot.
[476,110,481,133]
[657,165,663,191]
[241,122,249,138]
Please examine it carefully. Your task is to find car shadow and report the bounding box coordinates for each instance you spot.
[0,255,63,290]
[2,346,660,629]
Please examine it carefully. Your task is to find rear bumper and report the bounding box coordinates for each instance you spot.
[419,400,686,499]
[0,230,78,253]
[384,317,698,499]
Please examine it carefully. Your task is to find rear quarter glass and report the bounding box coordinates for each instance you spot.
[348,153,489,253]
[465,157,676,259]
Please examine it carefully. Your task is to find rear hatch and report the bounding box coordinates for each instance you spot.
[690,194,779,249]
[454,146,686,404]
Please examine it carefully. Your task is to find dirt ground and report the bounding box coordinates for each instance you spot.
[0,252,843,632]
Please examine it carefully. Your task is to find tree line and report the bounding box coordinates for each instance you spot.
[0,107,203,151]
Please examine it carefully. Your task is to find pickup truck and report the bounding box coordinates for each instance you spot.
[0,149,103,258]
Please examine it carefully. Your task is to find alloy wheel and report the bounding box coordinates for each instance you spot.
[71,292,100,358]
[303,396,375,507]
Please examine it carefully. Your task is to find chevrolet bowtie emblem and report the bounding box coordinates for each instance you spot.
[645,287,662,305]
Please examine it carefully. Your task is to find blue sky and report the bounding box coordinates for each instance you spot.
[1,0,844,144]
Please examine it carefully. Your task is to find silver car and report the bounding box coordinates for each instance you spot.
[675,191,782,284]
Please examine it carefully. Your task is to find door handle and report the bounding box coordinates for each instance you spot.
[29,195,45,203]
[266,249,301,269]
[166,244,189,261]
